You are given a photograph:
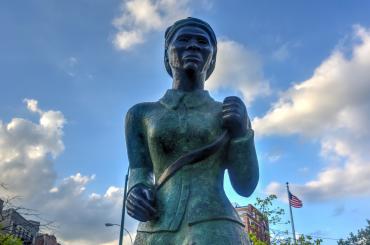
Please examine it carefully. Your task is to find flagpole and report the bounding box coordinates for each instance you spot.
[286,182,297,245]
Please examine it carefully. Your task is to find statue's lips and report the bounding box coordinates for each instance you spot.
[183,55,202,62]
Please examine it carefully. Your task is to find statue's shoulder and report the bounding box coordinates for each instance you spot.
[126,102,161,121]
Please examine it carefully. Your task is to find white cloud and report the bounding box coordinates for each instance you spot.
[254,26,370,137]
[113,0,191,50]
[206,39,271,104]
[40,175,132,244]
[0,100,65,198]
[114,30,144,50]
[259,26,370,202]
[0,100,137,244]
[24,98,42,114]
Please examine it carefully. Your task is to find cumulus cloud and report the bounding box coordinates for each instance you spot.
[259,26,370,202]
[206,39,271,104]
[41,174,135,244]
[113,0,191,50]
[0,100,136,244]
[0,99,64,197]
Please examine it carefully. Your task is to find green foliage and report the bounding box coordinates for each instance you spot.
[0,233,23,245]
[252,194,323,245]
[255,194,287,226]
[0,224,23,245]
[338,220,370,245]
[296,235,323,245]
[249,232,268,245]
[272,235,322,245]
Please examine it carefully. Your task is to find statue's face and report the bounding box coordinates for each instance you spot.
[167,26,214,77]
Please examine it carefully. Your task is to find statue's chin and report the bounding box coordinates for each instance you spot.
[184,62,199,77]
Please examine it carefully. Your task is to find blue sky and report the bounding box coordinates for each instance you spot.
[1,1,370,244]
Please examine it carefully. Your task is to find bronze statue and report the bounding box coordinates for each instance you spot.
[125,17,259,244]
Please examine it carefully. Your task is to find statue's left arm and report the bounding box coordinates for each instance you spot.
[226,129,259,197]
[125,104,157,221]
[222,96,259,197]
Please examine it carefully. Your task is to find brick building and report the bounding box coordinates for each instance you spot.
[35,234,61,245]
[236,204,270,244]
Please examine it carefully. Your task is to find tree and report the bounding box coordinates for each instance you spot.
[252,194,323,245]
[0,225,22,245]
[249,232,268,245]
[338,220,370,245]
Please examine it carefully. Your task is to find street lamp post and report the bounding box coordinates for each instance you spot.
[119,168,129,245]
[105,223,133,245]
[106,167,130,245]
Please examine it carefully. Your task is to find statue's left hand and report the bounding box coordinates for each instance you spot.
[126,184,157,222]
[222,96,250,138]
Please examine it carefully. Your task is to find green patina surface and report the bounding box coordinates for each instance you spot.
[125,89,259,244]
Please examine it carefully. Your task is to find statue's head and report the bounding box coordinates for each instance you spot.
[164,17,217,80]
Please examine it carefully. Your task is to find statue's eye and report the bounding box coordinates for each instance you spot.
[197,38,208,44]
[177,36,189,42]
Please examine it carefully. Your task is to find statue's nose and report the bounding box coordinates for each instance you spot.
[186,39,200,50]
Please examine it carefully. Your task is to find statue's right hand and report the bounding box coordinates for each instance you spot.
[126,184,157,222]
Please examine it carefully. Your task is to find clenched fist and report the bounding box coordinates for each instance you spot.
[126,184,157,222]
[222,96,250,139]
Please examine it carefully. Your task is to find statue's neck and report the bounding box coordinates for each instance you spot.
[171,71,205,92]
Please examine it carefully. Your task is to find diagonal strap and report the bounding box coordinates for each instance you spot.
[155,131,230,190]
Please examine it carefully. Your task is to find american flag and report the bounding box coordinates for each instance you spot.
[288,190,303,208]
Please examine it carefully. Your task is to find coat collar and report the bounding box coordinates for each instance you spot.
[159,89,215,110]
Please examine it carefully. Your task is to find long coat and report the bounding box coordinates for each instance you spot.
[125,89,259,233]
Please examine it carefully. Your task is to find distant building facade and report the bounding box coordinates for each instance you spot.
[35,234,61,245]
[236,204,270,244]
[0,198,40,244]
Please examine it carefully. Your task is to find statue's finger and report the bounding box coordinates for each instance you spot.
[223,113,242,122]
[223,96,243,104]
[131,192,157,214]
[126,199,137,213]
[127,208,148,222]
[223,101,245,111]
[126,197,139,211]
[222,107,242,115]
[131,201,152,218]
[127,196,151,215]
[129,205,155,222]
[143,188,155,202]
[224,99,245,109]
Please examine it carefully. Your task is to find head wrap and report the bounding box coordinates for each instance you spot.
[164,17,217,80]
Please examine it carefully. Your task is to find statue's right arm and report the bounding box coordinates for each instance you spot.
[125,104,157,221]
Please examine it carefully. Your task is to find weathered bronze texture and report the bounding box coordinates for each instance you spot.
[125,17,259,244]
